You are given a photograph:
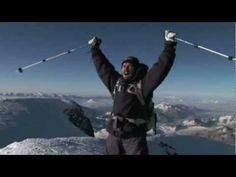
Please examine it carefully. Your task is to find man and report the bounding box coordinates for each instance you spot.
[89,30,177,155]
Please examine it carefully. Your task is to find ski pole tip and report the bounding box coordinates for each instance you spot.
[18,67,23,73]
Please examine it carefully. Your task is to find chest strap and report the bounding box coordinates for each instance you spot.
[112,115,146,126]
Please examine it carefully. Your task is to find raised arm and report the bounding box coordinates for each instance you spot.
[89,37,121,93]
[142,30,177,98]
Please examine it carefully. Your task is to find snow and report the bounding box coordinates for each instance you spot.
[218,115,235,125]
[0,135,234,155]
[182,120,196,126]
[0,97,235,155]
[94,129,109,139]
[155,103,172,111]
[87,99,96,104]
[0,137,105,155]
[176,126,208,135]
[158,125,176,135]
[105,112,111,115]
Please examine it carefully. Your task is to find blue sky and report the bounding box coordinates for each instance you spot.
[0,22,234,98]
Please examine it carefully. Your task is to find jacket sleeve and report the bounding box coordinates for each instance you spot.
[91,47,121,94]
[142,41,177,98]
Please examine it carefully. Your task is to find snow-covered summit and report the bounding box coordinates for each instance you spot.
[155,103,172,111]
[0,135,234,155]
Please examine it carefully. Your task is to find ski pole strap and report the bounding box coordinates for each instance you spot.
[112,115,146,126]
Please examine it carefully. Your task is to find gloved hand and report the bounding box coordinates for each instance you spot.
[165,30,177,42]
[88,36,102,48]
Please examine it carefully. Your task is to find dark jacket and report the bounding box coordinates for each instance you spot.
[91,41,177,137]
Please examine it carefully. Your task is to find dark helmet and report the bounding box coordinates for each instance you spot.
[121,56,140,69]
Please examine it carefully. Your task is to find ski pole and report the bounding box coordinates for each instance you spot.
[175,37,236,61]
[17,43,89,73]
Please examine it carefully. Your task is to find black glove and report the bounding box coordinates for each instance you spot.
[88,36,102,48]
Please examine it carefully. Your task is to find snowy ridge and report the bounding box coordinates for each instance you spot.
[155,103,205,113]
[0,137,105,155]
[0,135,234,155]
[0,97,235,154]
[218,115,235,127]
[155,103,172,111]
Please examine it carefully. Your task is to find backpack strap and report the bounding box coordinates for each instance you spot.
[135,80,145,105]
[112,79,145,104]
[112,78,122,99]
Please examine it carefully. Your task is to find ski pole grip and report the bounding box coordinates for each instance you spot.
[228,56,233,60]
[228,56,236,61]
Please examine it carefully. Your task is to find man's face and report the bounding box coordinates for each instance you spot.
[121,62,135,80]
